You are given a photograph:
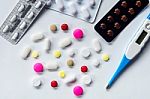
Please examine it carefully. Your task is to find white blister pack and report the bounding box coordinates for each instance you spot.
[47,0,102,23]
[0,0,49,45]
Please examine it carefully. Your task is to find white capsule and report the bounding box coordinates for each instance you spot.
[81,48,91,58]
[92,38,102,52]
[44,38,51,53]
[12,32,19,40]
[20,46,32,60]
[27,12,34,19]
[18,4,25,12]
[32,77,42,88]
[3,25,9,33]
[92,59,100,67]
[81,7,91,20]
[31,33,44,42]
[68,2,77,15]
[56,0,64,11]
[35,1,42,9]
[64,74,76,84]
[10,15,17,23]
[81,75,92,85]
[45,61,59,71]
[59,38,72,49]
[19,22,27,30]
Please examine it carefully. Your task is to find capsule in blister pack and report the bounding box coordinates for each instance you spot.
[0,0,48,45]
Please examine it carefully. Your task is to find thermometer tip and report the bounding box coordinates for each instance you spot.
[106,85,110,89]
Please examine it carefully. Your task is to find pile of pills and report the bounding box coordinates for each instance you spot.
[20,23,110,97]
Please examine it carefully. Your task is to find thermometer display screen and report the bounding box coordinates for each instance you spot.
[136,30,148,45]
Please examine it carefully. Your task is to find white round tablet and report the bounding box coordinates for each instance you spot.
[68,49,75,57]
[92,59,100,67]
[81,75,92,85]
[32,78,42,88]
[81,48,91,58]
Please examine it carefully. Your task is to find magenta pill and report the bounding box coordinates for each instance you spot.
[34,63,44,73]
[73,85,83,96]
[73,29,84,40]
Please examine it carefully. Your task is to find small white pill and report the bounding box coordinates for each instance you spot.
[68,49,75,57]
[81,7,91,20]
[31,33,44,42]
[45,61,59,71]
[27,12,34,19]
[44,38,51,53]
[35,1,42,9]
[64,74,76,84]
[3,25,9,33]
[56,0,64,11]
[19,22,27,30]
[81,48,91,58]
[68,2,77,15]
[12,32,19,40]
[92,59,100,67]
[18,4,25,12]
[10,15,17,23]
[32,77,42,88]
[92,38,102,52]
[59,38,72,49]
[81,75,92,85]
[20,46,32,60]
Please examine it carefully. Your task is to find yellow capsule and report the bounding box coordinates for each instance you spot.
[31,50,39,59]
[58,70,66,78]
[102,54,110,62]
[53,50,61,58]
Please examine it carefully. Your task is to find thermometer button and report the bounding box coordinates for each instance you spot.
[145,23,150,30]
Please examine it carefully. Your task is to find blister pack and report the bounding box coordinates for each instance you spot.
[47,0,102,23]
[0,0,48,45]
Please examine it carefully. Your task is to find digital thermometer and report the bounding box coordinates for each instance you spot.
[106,14,150,89]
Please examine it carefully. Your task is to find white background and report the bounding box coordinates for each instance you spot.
[0,0,150,99]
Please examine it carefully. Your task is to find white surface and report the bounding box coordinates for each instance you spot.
[0,0,150,99]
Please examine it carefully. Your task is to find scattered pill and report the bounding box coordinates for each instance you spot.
[92,59,100,67]
[44,38,51,53]
[31,50,39,59]
[64,74,76,84]
[35,1,42,9]
[92,38,102,52]
[58,70,66,78]
[33,63,44,73]
[81,66,88,73]
[61,24,69,31]
[32,77,42,88]
[68,49,75,57]
[45,61,59,71]
[31,33,44,42]
[67,59,74,67]
[73,85,83,96]
[102,54,110,62]
[51,80,58,88]
[81,48,91,58]
[50,24,57,32]
[81,75,92,85]
[53,50,61,58]
[59,38,72,49]
[20,46,31,60]
[73,29,84,40]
